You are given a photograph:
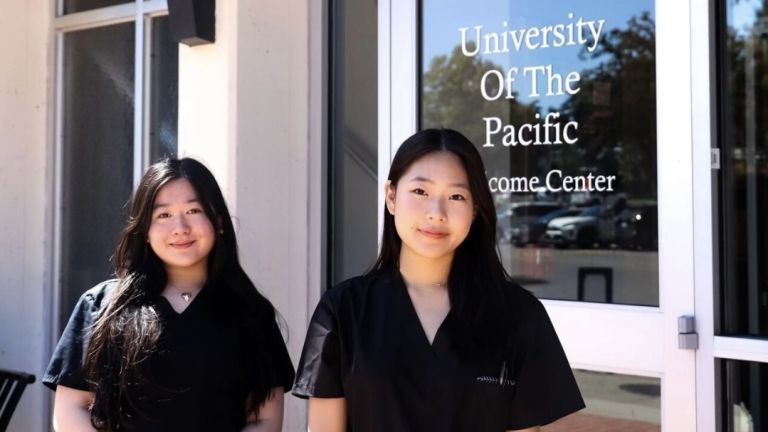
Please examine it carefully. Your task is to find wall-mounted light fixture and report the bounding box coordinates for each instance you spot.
[167,0,215,46]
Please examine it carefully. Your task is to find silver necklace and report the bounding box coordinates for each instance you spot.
[180,292,193,302]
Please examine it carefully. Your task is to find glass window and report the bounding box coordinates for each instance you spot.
[544,370,660,431]
[720,359,766,432]
[148,16,179,163]
[719,0,768,338]
[58,14,178,331]
[63,0,133,15]
[420,0,658,306]
[60,23,135,329]
[328,0,379,285]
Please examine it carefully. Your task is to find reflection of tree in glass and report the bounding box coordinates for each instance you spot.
[422,14,658,201]
[724,1,768,176]
[422,42,541,181]
[559,12,657,199]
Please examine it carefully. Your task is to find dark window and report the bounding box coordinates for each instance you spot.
[148,16,179,164]
[717,2,768,430]
[719,359,766,431]
[718,0,768,339]
[63,0,133,15]
[328,0,379,286]
[60,23,136,329]
[58,18,178,330]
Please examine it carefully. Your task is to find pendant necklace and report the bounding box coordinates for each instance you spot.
[181,292,193,302]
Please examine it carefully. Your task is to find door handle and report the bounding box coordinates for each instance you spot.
[678,315,699,350]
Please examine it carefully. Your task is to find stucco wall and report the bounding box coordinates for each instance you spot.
[0,0,53,431]
[235,3,312,430]
[0,1,316,430]
[179,1,315,429]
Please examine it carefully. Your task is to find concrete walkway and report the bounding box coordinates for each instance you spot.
[544,412,660,432]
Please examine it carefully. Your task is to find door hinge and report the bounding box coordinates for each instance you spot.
[678,315,699,350]
[711,148,721,170]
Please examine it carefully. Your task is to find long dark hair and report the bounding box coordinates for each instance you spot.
[85,158,281,430]
[369,128,511,355]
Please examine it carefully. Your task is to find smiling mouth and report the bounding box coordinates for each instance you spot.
[170,241,195,249]
[419,229,448,239]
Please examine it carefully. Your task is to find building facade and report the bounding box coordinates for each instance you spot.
[0,0,765,431]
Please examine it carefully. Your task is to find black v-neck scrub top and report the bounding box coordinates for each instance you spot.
[43,280,295,432]
[293,271,584,432]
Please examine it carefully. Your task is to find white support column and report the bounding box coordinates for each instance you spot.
[656,0,698,429]
[0,0,53,430]
[177,1,315,429]
[691,0,716,430]
[233,1,311,430]
[177,0,238,208]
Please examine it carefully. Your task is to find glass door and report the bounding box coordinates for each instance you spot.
[380,0,699,429]
[714,1,768,430]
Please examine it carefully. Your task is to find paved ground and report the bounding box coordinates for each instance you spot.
[543,412,660,432]
[542,370,661,431]
[498,245,665,431]
[499,244,659,306]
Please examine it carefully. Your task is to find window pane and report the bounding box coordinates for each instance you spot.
[329,0,378,285]
[719,0,768,338]
[720,359,767,432]
[60,23,134,330]
[63,0,132,14]
[420,0,659,306]
[544,370,660,431]
[148,16,179,163]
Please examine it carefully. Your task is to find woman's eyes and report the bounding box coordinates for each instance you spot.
[154,208,203,219]
[409,188,468,201]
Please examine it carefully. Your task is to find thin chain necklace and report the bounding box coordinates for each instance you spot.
[166,286,201,302]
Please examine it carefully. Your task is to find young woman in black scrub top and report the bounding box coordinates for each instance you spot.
[43,158,295,432]
[294,129,584,431]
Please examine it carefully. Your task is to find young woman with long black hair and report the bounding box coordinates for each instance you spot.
[293,129,584,431]
[43,158,295,431]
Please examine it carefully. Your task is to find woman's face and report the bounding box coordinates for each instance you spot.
[147,178,216,278]
[386,151,475,263]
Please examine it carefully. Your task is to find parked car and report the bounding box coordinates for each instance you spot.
[509,207,581,246]
[543,205,602,248]
[616,203,658,250]
[496,201,563,243]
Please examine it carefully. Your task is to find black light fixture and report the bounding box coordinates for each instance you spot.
[167,0,215,46]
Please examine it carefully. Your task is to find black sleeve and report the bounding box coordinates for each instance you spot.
[506,296,585,429]
[42,288,102,392]
[292,291,343,399]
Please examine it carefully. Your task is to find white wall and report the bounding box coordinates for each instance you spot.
[234,1,313,430]
[0,0,314,430]
[0,0,52,431]
[178,1,316,430]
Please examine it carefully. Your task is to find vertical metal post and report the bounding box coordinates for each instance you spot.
[133,2,145,189]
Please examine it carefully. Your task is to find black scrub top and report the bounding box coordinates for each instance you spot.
[293,271,584,431]
[43,280,295,432]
